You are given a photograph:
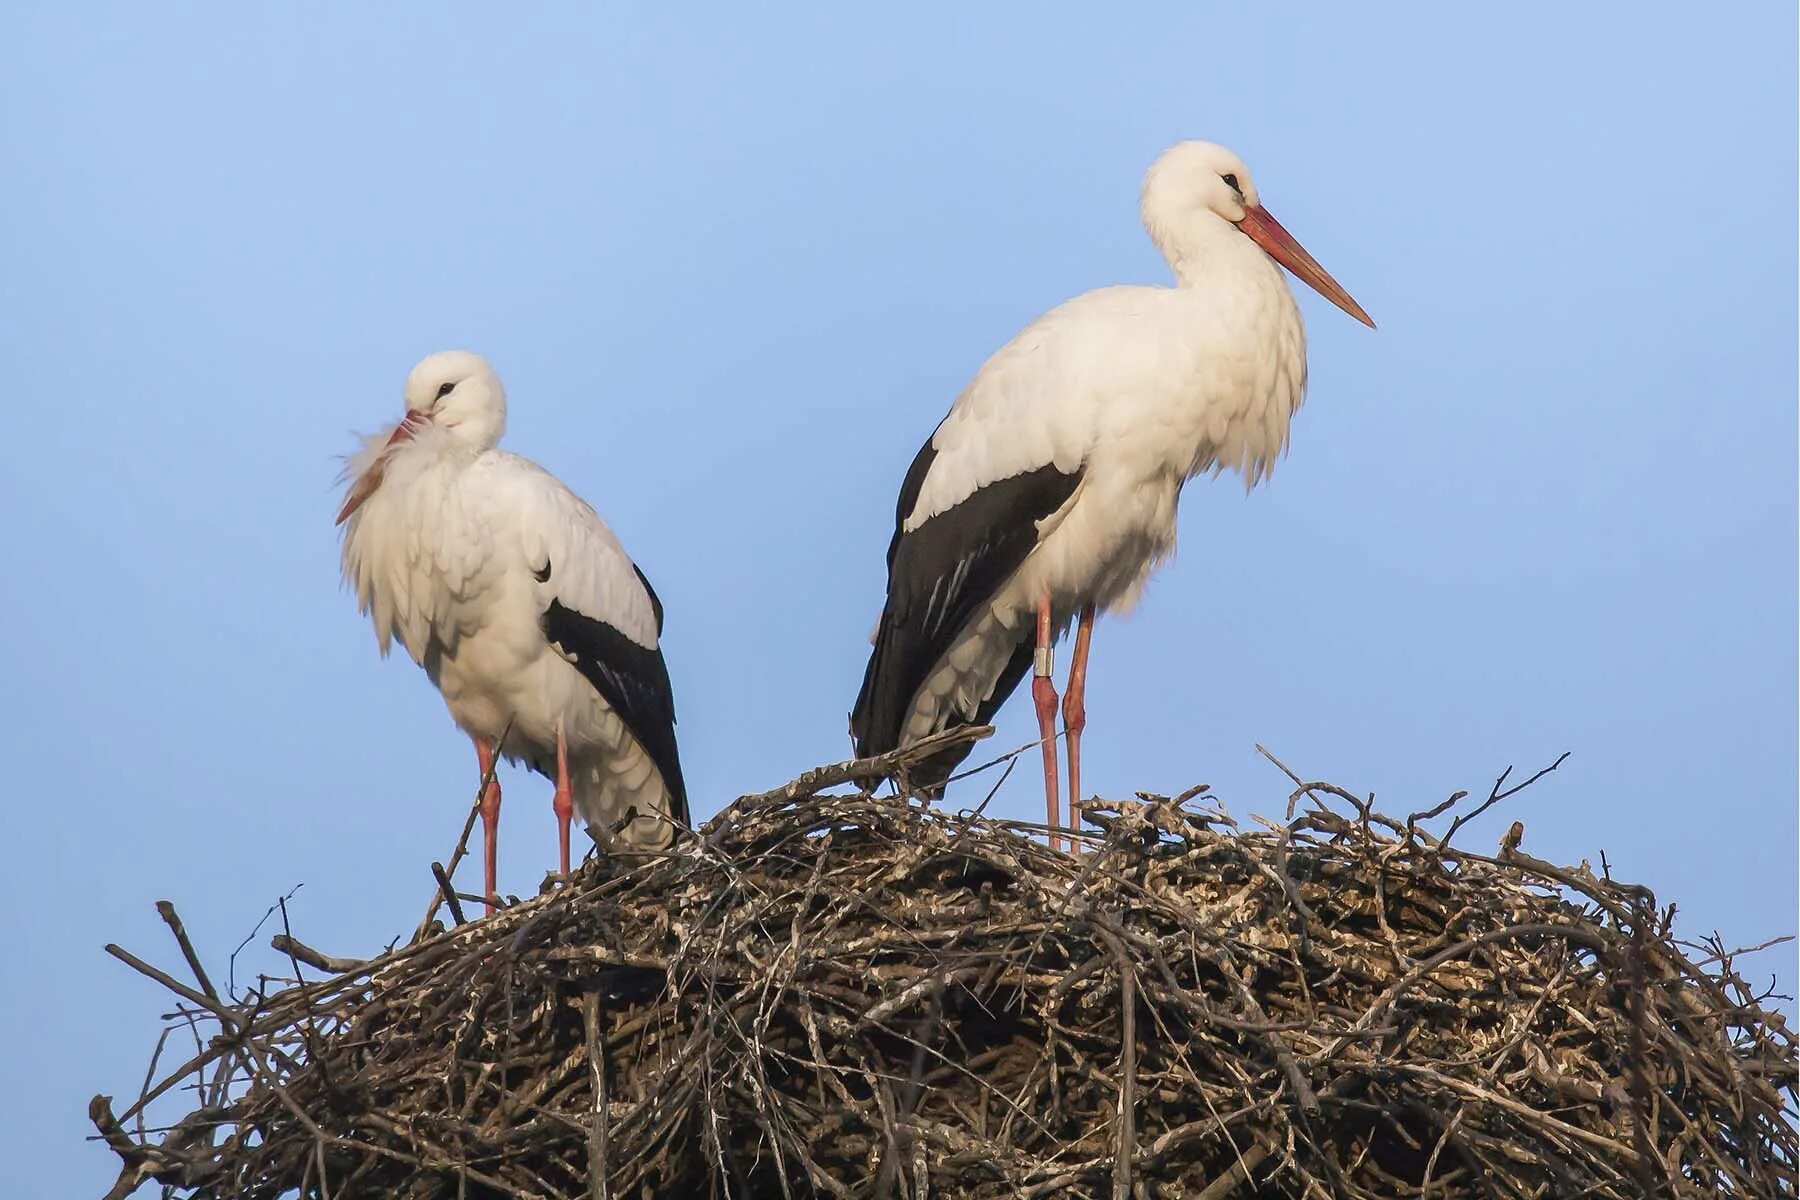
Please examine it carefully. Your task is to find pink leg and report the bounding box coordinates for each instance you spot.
[1031,595,1063,853]
[473,736,503,916]
[1063,605,1095,848]
[553,722,574,878]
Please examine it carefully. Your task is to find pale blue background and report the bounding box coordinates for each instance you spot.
[1,6,1792,1192]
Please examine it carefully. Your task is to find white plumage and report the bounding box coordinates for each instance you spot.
[338,351,686,907]
[851,141,1372,844]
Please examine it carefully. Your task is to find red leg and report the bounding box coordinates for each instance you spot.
[1031,594,1063,852]
[473,736,503,916]
[1063,605,1095,848]
[553,722,574,878]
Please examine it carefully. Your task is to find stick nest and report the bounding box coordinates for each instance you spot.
[94,750,1796,1198]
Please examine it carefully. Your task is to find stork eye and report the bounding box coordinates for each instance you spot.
[1221,173,1241,194]
[434,382,456,400]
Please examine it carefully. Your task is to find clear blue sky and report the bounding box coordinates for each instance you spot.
[2,6,1792,1193]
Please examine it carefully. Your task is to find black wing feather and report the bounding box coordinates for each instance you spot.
[850,434,1081,773]
[632,564,666,635]
[885,429,942,571]
[542,598,689,825]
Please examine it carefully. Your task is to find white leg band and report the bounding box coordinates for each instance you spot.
[1034,645,1055,678]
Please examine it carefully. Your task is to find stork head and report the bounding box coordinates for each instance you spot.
[1141,140,1374,328]
[403,351,509,446]
[335,351,508,525]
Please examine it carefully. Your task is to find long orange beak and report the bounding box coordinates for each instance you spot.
[335,413,425,526]
[1238,206,1375,329]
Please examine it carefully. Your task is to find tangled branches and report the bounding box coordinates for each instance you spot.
[93,745,1796,1198]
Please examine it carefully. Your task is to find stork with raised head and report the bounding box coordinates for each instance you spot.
[337,351,687,910]
[850,140,1373,848]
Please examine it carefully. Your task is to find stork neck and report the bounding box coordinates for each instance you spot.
[1158,219,1278,292]
[445,412,505,455]
[397,425,493,473]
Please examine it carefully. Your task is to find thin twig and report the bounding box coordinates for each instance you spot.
[742,724,996,808]
[227,883,304,999]
[1441,752,1571,849]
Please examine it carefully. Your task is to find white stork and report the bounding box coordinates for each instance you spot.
[336,351,687,910]
[850,141,1373,848]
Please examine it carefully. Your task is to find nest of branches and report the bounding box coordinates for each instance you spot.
[94,734,1796,1199]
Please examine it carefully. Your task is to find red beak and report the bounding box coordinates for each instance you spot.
[335,413,426,526]
[1237,205,1375,329]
